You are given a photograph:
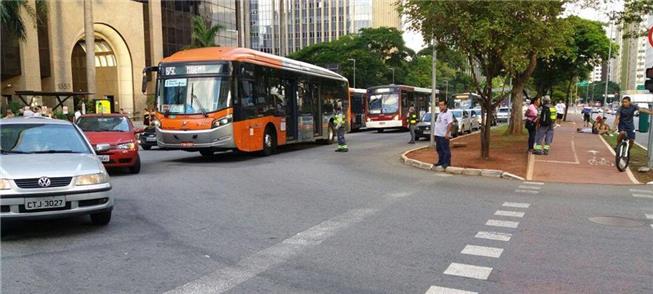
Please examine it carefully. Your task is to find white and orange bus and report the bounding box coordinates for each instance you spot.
[142,47,349,156]
[365,85,438,132]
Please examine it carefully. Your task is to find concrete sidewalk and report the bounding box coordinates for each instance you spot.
[528,114,638,185]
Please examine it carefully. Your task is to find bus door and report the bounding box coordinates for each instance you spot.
[285,79,298,142]
[311,82,321,135]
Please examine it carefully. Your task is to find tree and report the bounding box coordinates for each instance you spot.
[401,1,565,159]
[1,0,47,40]
[188,15,223,48]
[289,27,414,88]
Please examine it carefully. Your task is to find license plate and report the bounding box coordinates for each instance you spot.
[180,142,194,147]
[379,121,386,125]
[146,137,157,142]
[24,196,66,210]
[98,155,110,162]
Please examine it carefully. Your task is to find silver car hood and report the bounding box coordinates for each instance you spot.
[0,153,105,179]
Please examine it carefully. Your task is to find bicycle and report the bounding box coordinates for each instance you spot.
[615,131,630,172]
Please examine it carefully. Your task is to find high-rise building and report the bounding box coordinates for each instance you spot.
[244,0,402,56]
[619,18,650,91]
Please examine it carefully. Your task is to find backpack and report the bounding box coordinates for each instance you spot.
[540,107,552,127]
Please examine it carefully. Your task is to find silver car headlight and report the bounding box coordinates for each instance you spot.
[0,179,11,190]
[75,172,109,186]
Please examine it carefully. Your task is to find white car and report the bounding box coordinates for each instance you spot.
[496,107,511,123]
[451,109,476,133]
[0,117,113,225]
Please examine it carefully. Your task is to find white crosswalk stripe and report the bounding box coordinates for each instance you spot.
[425,286,478,294]
[461,245,504,258]
[629,189,653,194]
[443,263,493,280]
[523,181,544,185]
[502,202,531,208]
[475,231,512,242]
[515,189,539,194]
[494,210,525,218]
[632,193,653,199]
[518,185,541,190]
[486,219,519,228]
[645,214,653,219]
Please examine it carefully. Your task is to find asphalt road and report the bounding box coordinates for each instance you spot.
[2,130,652,294]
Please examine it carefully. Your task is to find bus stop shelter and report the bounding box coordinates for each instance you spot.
[13,91,93,111]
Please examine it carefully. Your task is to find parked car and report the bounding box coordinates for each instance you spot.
[414,112,460,140]
[452,109,475,134]
[0,117,113,225]
[471,108,497,126]
[77,114,143,174]
[496,107,511,123]
[138,126,157,150]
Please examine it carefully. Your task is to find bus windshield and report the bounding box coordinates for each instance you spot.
[158,77,231,115]
[369,93,399,114]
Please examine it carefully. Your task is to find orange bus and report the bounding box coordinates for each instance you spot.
[142,47,349,156]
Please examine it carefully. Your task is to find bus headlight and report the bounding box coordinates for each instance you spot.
[212,115,232,128]
[393,115,399,121]
[151,119,161,128]
[367,117,371,122]
[75,172,109,186]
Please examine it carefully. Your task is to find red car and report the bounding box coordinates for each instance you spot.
[77,114,143,174]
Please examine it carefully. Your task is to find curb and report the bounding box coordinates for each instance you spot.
[401,145,524,181]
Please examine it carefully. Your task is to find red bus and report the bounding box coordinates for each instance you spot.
[142,47,349,156]
[348,88,367,131]
[365,85,436,132]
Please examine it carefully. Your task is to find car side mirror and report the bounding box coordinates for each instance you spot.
[95,144,111,152]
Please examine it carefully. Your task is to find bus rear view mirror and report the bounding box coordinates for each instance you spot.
[141,66,158,94]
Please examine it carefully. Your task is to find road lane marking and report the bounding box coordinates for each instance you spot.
[633,194,653,199]
[443,263,493,280]
[475,231,512,242]
[523,181,544,185]
[629,189,652,194]
[518,185,541,190]
[502,202,530,208]
[645,214,653,219]
[165,208,377,294]
[515,189,539,194]
[425,286,478,294]
[461,245,503,258]
[486,219,519,228]
[494,210,525,218]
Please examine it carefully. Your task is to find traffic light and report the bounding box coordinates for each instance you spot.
[646,67,653,93]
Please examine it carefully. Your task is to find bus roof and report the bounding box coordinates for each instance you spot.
[368,84,440,94]
[349,88,367,94]
[161,47,348,82]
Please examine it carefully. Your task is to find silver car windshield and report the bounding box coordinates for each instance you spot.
[0,124,92,154]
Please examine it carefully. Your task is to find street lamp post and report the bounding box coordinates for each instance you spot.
[430,37,437,147]
[604,13,614,108]
[391,67,395,84]
[444,80,448,101]
[348,58,356,88]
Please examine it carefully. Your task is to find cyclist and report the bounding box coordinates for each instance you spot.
[613,96,653,150]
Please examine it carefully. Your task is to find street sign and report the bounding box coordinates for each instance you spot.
[576,81,589,87]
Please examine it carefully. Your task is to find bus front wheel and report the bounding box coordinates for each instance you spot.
[262,127,277,156]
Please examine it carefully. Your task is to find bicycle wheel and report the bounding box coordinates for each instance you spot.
[615,142,629,172]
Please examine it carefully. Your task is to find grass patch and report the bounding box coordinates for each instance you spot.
[603,134,653,183]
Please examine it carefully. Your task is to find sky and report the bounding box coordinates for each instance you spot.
[401,1,624,52]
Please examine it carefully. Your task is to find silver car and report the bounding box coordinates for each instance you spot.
[0,117,113,225]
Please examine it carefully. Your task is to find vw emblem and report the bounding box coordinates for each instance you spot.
[37,177,51,187]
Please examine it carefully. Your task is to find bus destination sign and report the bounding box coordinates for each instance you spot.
[162,64,225,76]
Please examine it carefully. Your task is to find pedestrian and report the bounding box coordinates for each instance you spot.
[533,96,557,155]
[582,104,592,127]
[407,105,418,144]
[555,101,565,125]
[143,107,151,126]
[74,109,82,121]
[23,106,34,117]
[4,109,14,118]
[334,103,348,152]
[524,96,540,153]
[434,100,453,169]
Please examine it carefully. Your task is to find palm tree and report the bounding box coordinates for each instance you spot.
[189,15,223,48]
[1,0,47,40]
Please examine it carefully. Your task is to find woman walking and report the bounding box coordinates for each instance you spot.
[525,97,541,153]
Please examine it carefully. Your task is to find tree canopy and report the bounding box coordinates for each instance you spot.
[188,16,224,48]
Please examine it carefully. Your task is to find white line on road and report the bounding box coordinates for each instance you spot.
[425,285,478,294]
[486,219,519,228]
[443,263,493,280]
[629,189,653,194]
[461,245,504,258]
[518,185,541,190]
[645,214,653,219]
[475,231,512,242]
[503,202,531,208]
[165,208,377,294]
[523,181,544,185]
[515,189,539,194]
[494,210,525,218]
[632,194,653,199]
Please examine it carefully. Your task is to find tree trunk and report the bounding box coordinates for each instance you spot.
[480,97,492,160]
[563,78,573,122]
[506,83,525,134]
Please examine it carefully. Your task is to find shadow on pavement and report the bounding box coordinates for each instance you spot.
[1,216,104,241]
[167,142,326,164]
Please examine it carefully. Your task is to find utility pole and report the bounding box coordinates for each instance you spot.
[391,67,395,84]
[604,13,614,108]
[348,58,356,88]
[444,80,448,101]
[84,0,96,114]
[430,36,437,147]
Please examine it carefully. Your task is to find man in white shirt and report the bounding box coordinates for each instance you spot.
[555,101,566,125]
[434,100,454,169]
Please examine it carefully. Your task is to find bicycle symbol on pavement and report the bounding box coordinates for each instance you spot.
[587,150,613,167]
